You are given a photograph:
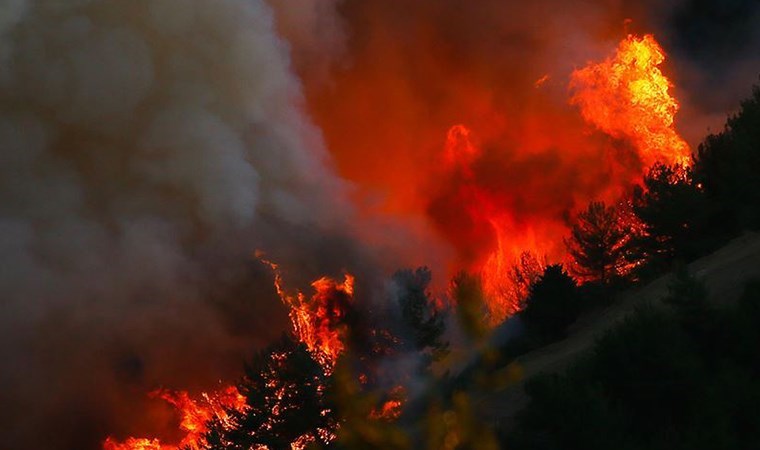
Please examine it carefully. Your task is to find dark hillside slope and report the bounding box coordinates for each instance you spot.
[475,231,760,425]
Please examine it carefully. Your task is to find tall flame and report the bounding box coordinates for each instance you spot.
[439,33,690,324]
[570,34,690,167]
[259,254,354,370]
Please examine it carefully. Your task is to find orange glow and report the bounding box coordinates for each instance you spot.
[288,275,355,370]
[369,386,406,421]
[102,438,165,450]
[570,34,690,168]
[437,125,557,322]
[104,26,694,450]
[534,74,550,88]
[259,255,354,370]
[103,386,246,450]
[424,34,690,323]
[370,400,404,421]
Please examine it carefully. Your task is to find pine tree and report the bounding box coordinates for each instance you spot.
[205,335,335,450]
[391,267,449,358]
[565,201,632,285]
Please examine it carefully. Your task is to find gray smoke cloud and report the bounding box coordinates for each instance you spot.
[0,1,365,449]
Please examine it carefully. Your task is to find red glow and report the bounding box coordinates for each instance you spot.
[259,254,354,370]
[102,387,246,450]
[425,34,690,323]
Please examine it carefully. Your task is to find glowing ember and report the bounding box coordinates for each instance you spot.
[369,386,406,421]
[570,34,690,168]
[102,387,246,450]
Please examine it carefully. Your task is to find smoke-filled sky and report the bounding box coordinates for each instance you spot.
[0,0,758,449]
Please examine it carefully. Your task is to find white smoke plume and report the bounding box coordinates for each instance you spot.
[0,1,361,448]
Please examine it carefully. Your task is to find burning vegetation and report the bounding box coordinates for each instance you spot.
[103,387,246,450]
[4,0,759,448]
[426,33,691,323]
[101,30,702,449]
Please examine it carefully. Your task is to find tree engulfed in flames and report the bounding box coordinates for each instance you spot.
[283,276,355,370]
[571,34,690,168]
[260,255,355,370]
[103,387,246,450]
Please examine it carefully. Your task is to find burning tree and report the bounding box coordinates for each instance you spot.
[565,201,634,285]
[204,335,335,450]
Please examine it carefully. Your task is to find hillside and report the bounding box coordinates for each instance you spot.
[475,231,760,427]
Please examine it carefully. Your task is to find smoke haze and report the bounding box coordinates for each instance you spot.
[0,1,364,448]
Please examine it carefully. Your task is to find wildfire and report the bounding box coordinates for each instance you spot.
[369,386,406,421]
[435,34,689,324]
[103,386,246,450]
[440,124,552,323]
[104,257,354,450]
[258,254,355,370]
[103,28,693,450]
[570,34,690,168]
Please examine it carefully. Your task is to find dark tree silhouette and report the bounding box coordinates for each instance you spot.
[521,264,580,339]
[205,335,335,450]
[632,162,712,267]
[391,267,449,358]
[450,271,490,341]
[565,201,632,285]
[694,83,760,230]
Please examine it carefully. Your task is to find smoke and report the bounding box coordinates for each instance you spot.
[0,1,364,449]
[266,0,347,83]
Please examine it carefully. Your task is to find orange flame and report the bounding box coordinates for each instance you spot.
[369,386,406,421]
[570,34,690,167]
[435,34,690,324]
[288,275,355,370]
[258,254,354,370]
[441,125,553,323]
[103,387,246,450]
